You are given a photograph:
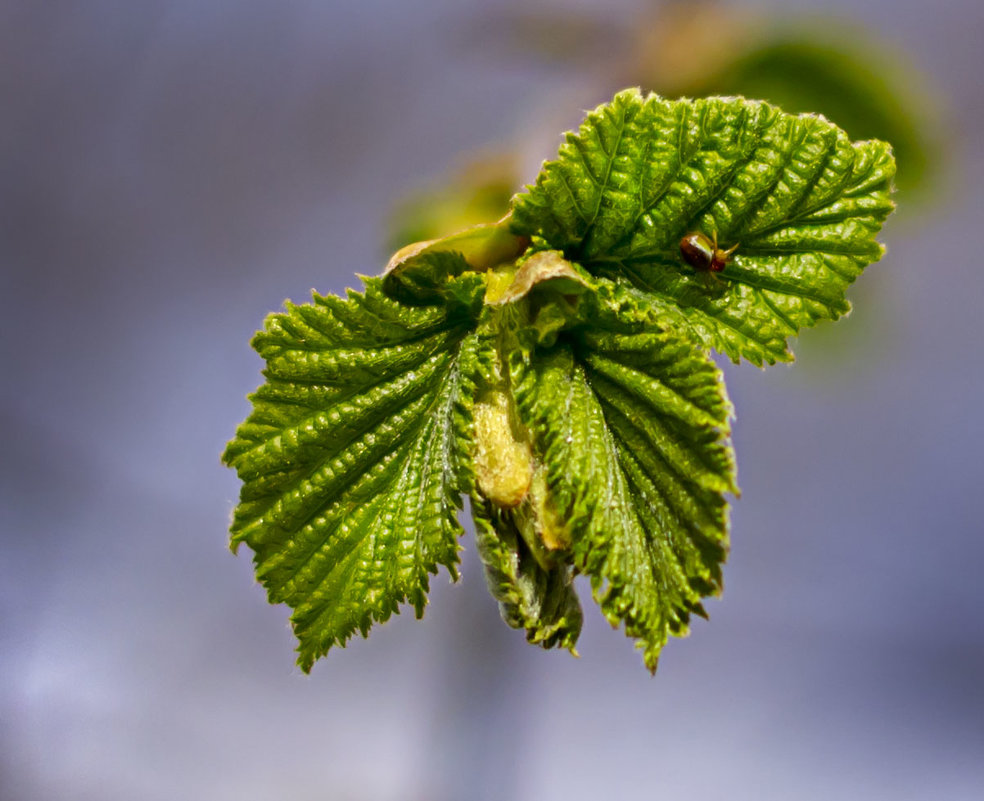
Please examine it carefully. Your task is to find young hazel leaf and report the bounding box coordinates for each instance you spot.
[222,266,485,671]
[506,278,735,671]
[511,88,895,364]
[225,89,896,674]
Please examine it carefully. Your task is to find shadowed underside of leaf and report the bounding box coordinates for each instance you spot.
[471,496,583,651]
[222,271,485,671]
[511,88,895,364]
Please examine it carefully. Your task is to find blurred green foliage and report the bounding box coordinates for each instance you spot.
[678,30,933,196]
[386,153,519,253]
[388,1,937,250]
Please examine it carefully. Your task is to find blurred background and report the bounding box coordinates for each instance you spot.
[2,1,982,799]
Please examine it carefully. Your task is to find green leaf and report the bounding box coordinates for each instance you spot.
[225,88,897,674]
[511,88,896,364]
[506,278,736,671]
[222,267,486,671]
[471,496,583,652]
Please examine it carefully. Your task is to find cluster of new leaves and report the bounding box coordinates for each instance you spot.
[223,89,895,672]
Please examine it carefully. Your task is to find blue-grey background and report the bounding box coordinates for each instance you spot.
[2,1,982,799]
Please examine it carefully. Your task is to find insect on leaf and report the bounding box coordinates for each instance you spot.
[224,89,896,673]
[511,88,896,364]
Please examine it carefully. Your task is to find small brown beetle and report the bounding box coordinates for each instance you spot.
[679,231,738,273]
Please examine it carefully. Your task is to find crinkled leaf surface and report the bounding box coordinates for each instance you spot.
[511,88,895,364]
[707,34,933,197]
[225,90,895,673]
[222,267,485,671]
[507,277,735,670]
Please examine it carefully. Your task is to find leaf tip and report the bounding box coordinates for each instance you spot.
[219,440,236,469]
[644,653,660,676]
[296,653,315,675]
